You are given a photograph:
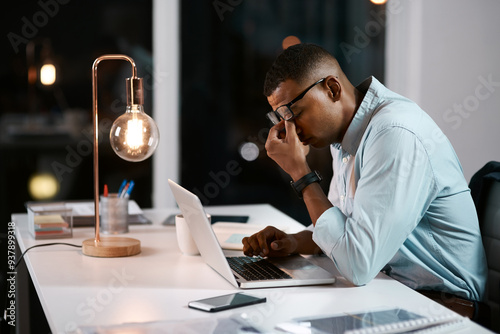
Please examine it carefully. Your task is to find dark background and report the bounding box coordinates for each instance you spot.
[0,0,385,228]
[0,0,384,331]
[0,0,155,224]
[180,0,385,225]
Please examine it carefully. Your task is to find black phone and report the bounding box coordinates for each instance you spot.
[188,293,266,312]
[211,215,249,223]
[162,214,249,225]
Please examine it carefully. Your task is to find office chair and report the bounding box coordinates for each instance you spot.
[469,161,500,332]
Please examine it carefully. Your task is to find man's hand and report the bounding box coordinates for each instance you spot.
[242,226,298,257]
[266,120,310,181]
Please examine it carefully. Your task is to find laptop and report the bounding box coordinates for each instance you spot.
[168,179,336,289]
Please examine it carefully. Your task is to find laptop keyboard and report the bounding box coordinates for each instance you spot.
[226,256,292,281]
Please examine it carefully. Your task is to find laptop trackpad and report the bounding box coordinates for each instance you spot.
[270,255,334,279]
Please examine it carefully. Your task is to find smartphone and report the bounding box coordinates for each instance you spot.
[211,215,249,224]
[163,214,249,225]
[188,293,266,312]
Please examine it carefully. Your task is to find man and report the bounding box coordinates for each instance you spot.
[242,44,487,310]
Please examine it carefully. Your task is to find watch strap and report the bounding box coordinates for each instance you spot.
[290,170,322,199]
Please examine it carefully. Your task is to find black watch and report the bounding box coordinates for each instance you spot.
[290,170,322,199]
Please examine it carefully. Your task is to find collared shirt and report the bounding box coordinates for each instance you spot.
[312,77,487,301]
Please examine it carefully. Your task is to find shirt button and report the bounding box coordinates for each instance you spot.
[340,195,345,201]
[342,157,348,163]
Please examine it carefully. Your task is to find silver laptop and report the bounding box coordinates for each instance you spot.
[168,179,336,289]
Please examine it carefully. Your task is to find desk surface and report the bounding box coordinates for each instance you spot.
[13,204,490,333]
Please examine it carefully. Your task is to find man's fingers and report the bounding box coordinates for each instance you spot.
[271,240,282,250]
[256,231,271,256]
[242,237,251,254]
[247,235,264,255]
[268,121,285,139]
[284,121,304,145]
[242,226,286,257]
[271,237,290,252]
[242,235,259,256]
[284,119,295,134]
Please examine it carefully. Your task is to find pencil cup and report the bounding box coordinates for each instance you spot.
[100,194,129,234]
[175,213,210,255]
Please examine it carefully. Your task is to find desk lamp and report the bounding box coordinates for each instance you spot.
[82,54,159,257]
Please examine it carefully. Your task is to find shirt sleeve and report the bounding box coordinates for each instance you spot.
[313,125,438,286]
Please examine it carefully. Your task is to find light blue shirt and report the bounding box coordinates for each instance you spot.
[312,77,487,301]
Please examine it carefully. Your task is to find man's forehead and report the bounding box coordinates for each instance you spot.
[267,79,302,109]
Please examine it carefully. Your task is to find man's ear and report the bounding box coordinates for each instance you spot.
[326,76,341,102]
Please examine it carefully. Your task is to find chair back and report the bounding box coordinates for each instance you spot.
[479,178,500,331]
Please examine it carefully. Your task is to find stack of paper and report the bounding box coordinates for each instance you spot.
[27,202,73,239]
[34,214,69,237]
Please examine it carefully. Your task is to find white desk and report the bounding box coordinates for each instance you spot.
[13,204,491,333]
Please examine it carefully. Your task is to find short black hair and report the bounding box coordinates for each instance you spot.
[263,43,335,97]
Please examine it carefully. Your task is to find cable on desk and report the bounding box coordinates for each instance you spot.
[15,243,82,269]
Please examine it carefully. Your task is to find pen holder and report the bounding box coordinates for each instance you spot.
[100,194,129,234]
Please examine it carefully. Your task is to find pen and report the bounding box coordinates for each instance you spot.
[120,182,130,198]
[118,179,127,195]
[124,180,135,198]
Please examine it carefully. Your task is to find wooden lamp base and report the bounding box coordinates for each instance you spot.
[82,237,141,257]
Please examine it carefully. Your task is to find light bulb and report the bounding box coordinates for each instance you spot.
[109,104,159,162]
[40,63,56,85]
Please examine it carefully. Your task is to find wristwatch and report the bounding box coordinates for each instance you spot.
[290,170,322,199]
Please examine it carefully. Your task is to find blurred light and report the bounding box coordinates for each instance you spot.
[370,0,387,4]
[29,173,59,200]
[40,64,56,85]
[239,142,260,161]
[282,36,301,50]
[28,66,37,84]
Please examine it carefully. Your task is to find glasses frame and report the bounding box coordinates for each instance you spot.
[266,77,326,125]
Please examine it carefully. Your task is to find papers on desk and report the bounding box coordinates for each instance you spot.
[33,214,69,236]
[212,222,288,251]
[27,202,73,239]
[66,200,151,227]
[76,315,265,334]
[26,200,151,228]
[275,308,468,334]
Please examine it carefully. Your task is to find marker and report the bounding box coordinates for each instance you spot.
[103,184,108,197]
[117,179,127,195]
[124,180,135,198]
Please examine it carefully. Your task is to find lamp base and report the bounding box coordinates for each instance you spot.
[82,237,141,257]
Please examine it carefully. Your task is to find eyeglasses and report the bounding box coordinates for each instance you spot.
[266,78,325,125]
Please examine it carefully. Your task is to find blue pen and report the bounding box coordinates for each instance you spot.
[124,180,135,198]
[118,179,127,196]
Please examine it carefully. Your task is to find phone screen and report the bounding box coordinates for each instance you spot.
[188,293,266,312]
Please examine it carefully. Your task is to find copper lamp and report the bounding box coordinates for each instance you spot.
[82,54,160,257]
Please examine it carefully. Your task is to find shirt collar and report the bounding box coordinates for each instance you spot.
[333,76,385,155]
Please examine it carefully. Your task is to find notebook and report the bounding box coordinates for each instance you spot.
[212,222,289,250]
[168,179,336,289]
[275,308,468,334]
